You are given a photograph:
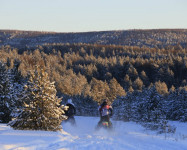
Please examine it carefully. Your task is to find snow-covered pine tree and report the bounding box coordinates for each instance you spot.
[0,62,14,123]
[120,94,132,121]
[112,98,126,121]
[9,66,67,131]
[168,87,187,122]
[141,86,165,123]
[9,60,25,118]
[180,87,187,122]
[130,90,147,122]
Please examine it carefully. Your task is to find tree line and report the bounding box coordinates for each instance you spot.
[0,43,187,131]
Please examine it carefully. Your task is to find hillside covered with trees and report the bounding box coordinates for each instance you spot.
[0,29,187,131]
[0,29,187,49]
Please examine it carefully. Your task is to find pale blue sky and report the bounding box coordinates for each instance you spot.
[0,0,186,32]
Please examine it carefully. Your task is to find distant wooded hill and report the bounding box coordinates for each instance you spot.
[0,29,186,48]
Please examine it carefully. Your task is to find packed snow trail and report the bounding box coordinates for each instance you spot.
[0,116,187,150]
[61,116,187,150]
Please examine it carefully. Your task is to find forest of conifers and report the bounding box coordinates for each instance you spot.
[0,29,187,126]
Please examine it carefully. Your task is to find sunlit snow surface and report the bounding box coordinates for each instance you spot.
[0,116,187,150]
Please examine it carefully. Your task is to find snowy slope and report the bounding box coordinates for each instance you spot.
[0,116,187,150]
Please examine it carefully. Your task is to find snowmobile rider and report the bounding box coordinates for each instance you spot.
[97,99,113,127]
[65,99,76,125]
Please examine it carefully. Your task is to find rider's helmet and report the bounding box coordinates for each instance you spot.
[67,99,72,104]
[102,99,108,106]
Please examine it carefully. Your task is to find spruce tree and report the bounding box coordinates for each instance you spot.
[9,60,25,118]
[9,66,67,131]
[168,88,187,122]
[0,62,14,123]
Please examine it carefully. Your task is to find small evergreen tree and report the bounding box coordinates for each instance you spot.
[128,86,134,93]
[9,66,67,131]
[133,77,143,91]
[155,81,168,96]
[140,71,150,87]
[123,74,131,90]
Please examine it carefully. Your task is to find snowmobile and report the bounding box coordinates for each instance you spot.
[101,121,112,129]
[96,119,113,130]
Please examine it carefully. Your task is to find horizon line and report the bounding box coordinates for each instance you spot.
[1,28,187,34]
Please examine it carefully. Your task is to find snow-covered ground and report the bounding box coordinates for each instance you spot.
[0,116,187,150]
